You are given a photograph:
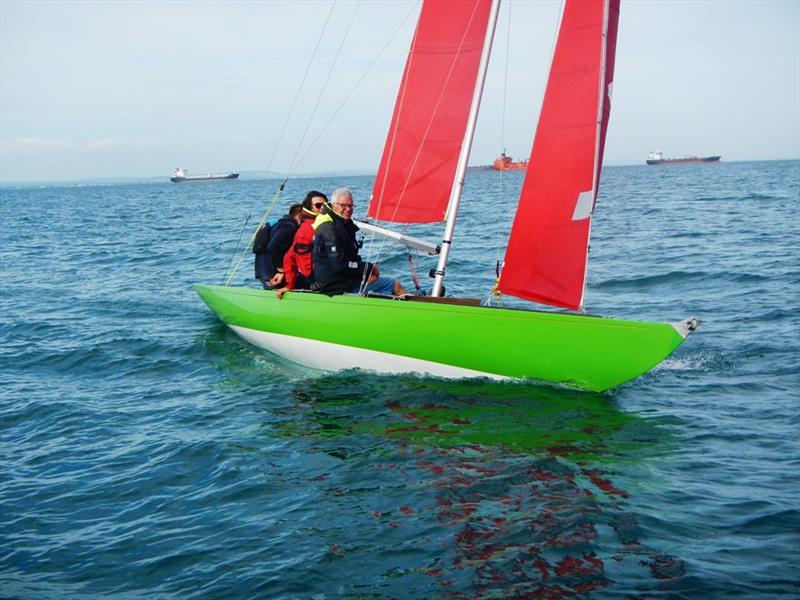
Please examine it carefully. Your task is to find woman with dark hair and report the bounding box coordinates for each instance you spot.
[272,190,328,298]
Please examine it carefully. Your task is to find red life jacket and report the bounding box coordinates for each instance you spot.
[282,210,316,289]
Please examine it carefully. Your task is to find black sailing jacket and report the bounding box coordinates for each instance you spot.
[312,209,372,295]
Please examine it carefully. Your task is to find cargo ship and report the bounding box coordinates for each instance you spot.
[170,168,239,183]
[491,151,528,171]
[646,151,721,165]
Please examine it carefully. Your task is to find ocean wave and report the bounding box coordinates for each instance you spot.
[692,193,785,202]
[594,270,769,290]
[2,163,799,599]
[656,350,733,373]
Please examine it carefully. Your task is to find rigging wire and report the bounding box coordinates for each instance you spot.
[360,0,483,294]
[489,0,514,305]
[265,1,420,295]
[407,252,422,295]
[284,1,362,177]
[487,1,566,306]
[499,2,511,163]
[286,1,419,177]
[222,2,339,286]
[263,1,337,178]
[221,0,422,288]
[221,213,252,285]
[224,183,285,286]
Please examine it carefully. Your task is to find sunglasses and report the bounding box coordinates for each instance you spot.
[313,203,325,209]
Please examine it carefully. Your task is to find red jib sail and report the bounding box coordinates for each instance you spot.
[498,0,620,310]
[367,0,492,224]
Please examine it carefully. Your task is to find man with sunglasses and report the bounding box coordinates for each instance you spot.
[272,190,328,297]
[311,187,408,297]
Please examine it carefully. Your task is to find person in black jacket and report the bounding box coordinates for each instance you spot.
[254,203,302,288]
[312,188,408,296]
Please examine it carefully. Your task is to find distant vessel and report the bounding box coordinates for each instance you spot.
[170,168,239,183]
[491,151,528,171]
[646,151,721,165]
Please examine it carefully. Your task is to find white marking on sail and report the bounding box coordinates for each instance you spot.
[572,190,594,221]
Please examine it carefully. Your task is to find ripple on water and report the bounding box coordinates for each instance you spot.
[1,163,799,598]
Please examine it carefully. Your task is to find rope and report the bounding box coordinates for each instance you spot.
[408,252,422,294]
[356,234,399,296]
[224,182,286,286]
[287,1,419,178]
[487,277,503,306]
[221,213,252,285]
[262,2,337,177]
[285,1,362,176]
[220,4,336,287]
[221,1,419,289]
[361,0,482,287]
[492,2,513,299]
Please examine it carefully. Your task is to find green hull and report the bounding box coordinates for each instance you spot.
[194,284,695,392]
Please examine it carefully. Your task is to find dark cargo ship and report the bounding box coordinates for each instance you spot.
[646,151,721,165]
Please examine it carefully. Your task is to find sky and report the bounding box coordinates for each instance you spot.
[1,0,798,183]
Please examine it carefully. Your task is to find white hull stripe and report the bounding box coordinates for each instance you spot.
[229,325,505,380]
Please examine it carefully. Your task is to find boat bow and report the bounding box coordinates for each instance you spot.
[671,317,701,339]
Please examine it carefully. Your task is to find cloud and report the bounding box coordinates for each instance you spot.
[1,137,153,154]
[0,137,163,181]
[1,137,73,152]
[86,138,124,150]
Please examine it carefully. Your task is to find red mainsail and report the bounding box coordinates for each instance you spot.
[367,0,492,224]
[498,0,620,310]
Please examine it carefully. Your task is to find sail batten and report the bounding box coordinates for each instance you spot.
[498,0,620,311]
[367,0,493,224]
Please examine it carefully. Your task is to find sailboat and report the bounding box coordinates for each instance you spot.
[195,0,699,393]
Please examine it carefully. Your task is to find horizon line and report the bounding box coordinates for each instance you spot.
[2,157,798,187]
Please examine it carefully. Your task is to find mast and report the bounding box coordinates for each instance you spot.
[431,0,501,297]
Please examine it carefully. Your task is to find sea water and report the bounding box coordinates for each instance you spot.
[1,160,798,598]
